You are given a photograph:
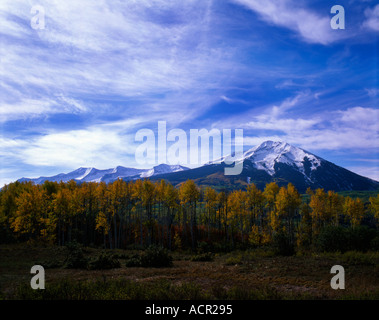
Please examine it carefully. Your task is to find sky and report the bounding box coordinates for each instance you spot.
[0,0,378,186]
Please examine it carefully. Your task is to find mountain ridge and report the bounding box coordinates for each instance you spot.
[18,164,189,185]
[152,141,379,192]
[17,141,379,193]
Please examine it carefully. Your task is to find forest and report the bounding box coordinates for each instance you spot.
[1,178,379,254]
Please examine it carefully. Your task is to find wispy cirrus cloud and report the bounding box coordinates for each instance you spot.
[0,121,140,170]
[346,166,379,181]
[231,0,350,45]
[363,4,379,31]
[366,88,379,97]
[0,96,87,122]
[213,88,378,152]
[244,104,379,151]
[0,0,235,124]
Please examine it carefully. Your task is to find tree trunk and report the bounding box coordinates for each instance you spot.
[113,213,118,249]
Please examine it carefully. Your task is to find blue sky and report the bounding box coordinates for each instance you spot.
[0,0,378,186]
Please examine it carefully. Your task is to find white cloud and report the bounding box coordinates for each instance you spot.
[243,92,318,133]
[247,117,319,132]
[270,92,308,117]
[239,92,379,151]
[338,106,379,131]
[20,128,133,168]
[0,117,144,170]
[284,127,379,150]
[220,95,233,104]
[57,95,87,112]
[346,166,379,181]
[363,4,379,31]
[366,88,379,97]
[0,170,21,189]
[0,137,28,157]
[231,0,348,45]
[243,135,284,147]
[0,97,87,122]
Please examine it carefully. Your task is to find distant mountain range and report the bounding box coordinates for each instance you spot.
[19,141,379,193]
[19,164,189,184]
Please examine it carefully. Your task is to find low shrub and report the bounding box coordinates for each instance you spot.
[125,246,173,268]
[140,246,173,267]
[341,251,379,266]
[88,252,121,270]
[197,241,212,253]
[112,252,131,260]
[63,241,89,269]
[190,252,214,262]
[224,254,243,266]
[212,242,234,253]
[41,259,63,269]
[124,254,143,267]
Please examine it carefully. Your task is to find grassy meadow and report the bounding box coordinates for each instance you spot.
[1,242,379,300]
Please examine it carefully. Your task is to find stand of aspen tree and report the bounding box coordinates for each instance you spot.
[1,179,378,251]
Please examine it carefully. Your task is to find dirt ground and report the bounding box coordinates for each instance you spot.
[1,243,378,299]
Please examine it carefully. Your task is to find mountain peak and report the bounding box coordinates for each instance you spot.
[249,140,291,153]
[243,141,321,176]
[258,140,286,148]
[147,164,189,177]
[153,164,172,170]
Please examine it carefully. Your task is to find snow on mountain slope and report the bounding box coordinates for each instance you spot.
[206,141,322,180]
[19,164,190,184]
[151,164,188,175]
[138,164,188,178]
[243,141,321,177]
[75,167,94,180]
[75,168,114,182]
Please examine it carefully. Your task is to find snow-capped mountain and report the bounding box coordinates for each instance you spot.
[17,141,379,192]
[241,141,322,182]
[149,141,379,192]
[19,164,189,185]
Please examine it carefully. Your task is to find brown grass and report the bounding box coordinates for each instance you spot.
[1,244,378,300]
